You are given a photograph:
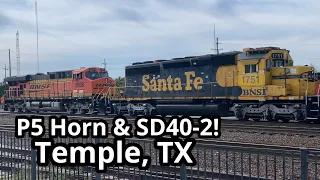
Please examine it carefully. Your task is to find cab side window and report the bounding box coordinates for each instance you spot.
[266,59,271,71]
[73,73,83,80]
[245,64,258,73]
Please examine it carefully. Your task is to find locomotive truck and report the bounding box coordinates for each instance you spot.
[2,47,320,123]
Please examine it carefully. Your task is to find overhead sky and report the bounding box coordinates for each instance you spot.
[0,0,320,80]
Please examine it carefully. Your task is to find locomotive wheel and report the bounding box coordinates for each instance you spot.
[69,109,77,114]
[91,112,98,115]
[314,120,320,124]
[117,109,123,115]
[128,109,134,116]
[133,111,138,116]
[265,115,273,121]
[253,118,260,122]
[238,116,248,121]
[81,109,89,114]
[144,109,150,116]
[150,110,156,116]
[98,108,106,115]
[24,109,31,113]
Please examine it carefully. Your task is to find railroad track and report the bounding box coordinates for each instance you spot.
[1,122,319,145]
[1,111,320,127]
[1,124,319,154]
[1,119,320,136]
[2,115,320,136]
[221,124,320,135]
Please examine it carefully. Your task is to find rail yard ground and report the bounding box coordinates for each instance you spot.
[0,113,319,179]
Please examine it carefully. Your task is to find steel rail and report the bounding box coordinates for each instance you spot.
[2,119,320,135]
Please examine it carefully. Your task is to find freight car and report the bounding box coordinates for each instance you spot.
[2,67,117,114]
[109,47,320,123]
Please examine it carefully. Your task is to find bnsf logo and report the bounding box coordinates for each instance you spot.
[242,88,267,96]
[30,84,51,89]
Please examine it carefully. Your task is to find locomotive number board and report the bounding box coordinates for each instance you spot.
[271,53,284,59]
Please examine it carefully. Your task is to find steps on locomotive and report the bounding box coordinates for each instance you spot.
[306,96,320,118]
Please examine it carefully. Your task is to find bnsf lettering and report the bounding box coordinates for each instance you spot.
[30,84,51,89]
[75,82,84,87]
[242,88,267,96]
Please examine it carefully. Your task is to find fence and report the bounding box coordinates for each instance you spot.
[0,129,319,180]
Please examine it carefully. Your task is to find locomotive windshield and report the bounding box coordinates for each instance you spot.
[272,59,285,67]
[85,71,109,80]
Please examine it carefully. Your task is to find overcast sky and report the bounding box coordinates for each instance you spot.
[0,0,320,80]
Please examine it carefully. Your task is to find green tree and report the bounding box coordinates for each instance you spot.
[0,83,8,97]
[115,77,125,87]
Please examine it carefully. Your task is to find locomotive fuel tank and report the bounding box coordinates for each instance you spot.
[25,101,62,111]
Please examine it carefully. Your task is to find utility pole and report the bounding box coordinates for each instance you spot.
[102,58,107,69]
[213,23,216,54]
[16,31,20,76]
[35,0,39,73]
[8,49,11,77]
[3,65,8,78]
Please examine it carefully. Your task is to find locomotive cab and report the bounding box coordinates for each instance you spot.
[72,67,116,98]
[233,47,319,122]
[237,47,316,99]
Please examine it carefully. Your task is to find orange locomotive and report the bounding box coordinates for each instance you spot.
[3,67,117,114]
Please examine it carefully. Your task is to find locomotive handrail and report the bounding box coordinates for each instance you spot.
[305,77,308,107]
[93,86,106,100]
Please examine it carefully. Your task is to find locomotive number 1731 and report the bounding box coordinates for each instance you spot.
[242,75,260,84]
